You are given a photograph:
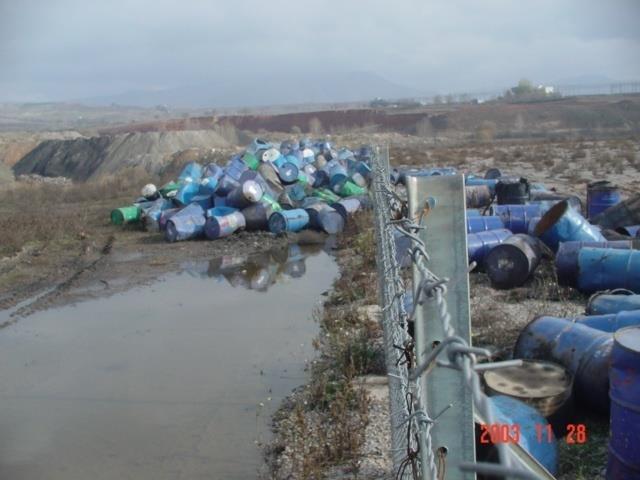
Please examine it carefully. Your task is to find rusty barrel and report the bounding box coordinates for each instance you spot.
[513,316,613,413]
[607,326,640,479]
[484,234,542,289]
[465,185,492,208]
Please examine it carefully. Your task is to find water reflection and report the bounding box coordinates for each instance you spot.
[180,241,335,292]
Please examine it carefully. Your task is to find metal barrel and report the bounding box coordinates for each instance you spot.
[527,216,541,236]
[513,316,613,413]
[165,204,207,242]
[591,194,640,230]
[268,209,310,234]
[305,203,344,234]
[484,167,502,179]
[555,240,637,287]
[534,200,606,252]
[607,326,640,480]
[576,247,640,293]
[488,395,558,475]
[158,208,180,231]
[110,205,141,225]
[241,203,269,231]
[616,225,640,237]
[174,182,200,206]
[490,204,544,234]
[484,360,573,438]
[485,234,542,288]
[529,192,583,212]
[331,198,362,221]
[465,185,492,208]
[225,180,264,209]
[204,211,246,239]
[467,228,512,265]
[587,180,622,219]
[587,291,640,315]
[495,178,530,205]
[465,176,498,194]
[575,310,640,332]
[466,215,505,234]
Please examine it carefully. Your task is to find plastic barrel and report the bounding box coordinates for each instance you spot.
[489,395,558,475]
[465,185,492,208]
[305,203,345,234]
[174,182,200,206]
[313,188,341,204]
[165,204,206,242]
[277,162,299,185]
[338,180,366,197]
[616,225,640,237]
[467,216,505,234]
[237,204,267,231]
[204,211,246,239]
[587,180,621,219]
[189,194,214,210]
[485,234,542,288]
[575,310,640,332]
[198,176,219,196]
[466,209,482,217]
[484,168,502,179]
[555,240,638,287]
[607,326,640,480]
[158,208,180,231]
[206,206,238,218]
[331,198,362,221]
[159,181,180,198]
[587,291,640,315]
[513,316,613,413]
[242,152,260,171]
[327,162,348,188]
[268,209,309,234]
[178,161,203,183]
[576,247,640,293]
[496,178,530,205]
[203,163,224,180]
[110,206,141,225]
[591,194,640,230]
[467,228,512,266]
[534,200,606,252]
[490,204,544,234]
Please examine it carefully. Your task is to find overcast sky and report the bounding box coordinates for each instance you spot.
[1,0,639,103]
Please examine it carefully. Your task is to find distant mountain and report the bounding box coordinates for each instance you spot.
[81,72,423,109]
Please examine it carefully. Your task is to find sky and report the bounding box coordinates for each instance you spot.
[1,0,640,104]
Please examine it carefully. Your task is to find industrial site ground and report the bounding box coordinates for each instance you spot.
[1,97,639,479]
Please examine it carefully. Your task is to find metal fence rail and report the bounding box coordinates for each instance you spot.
[371,147,543,480]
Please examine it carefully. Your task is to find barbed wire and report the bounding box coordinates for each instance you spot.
[371,148,539,480]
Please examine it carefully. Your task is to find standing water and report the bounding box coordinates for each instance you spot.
[0,245,338,480]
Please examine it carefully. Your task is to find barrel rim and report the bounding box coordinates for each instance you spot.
[613,325,640,353]
[534,200,569,237]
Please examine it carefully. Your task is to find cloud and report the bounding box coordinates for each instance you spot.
[1,0,639,102]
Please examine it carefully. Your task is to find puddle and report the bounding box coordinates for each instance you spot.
[0,245,338,480]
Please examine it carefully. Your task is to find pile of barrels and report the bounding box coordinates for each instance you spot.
[110,138,373,241]
[393,166,640,478]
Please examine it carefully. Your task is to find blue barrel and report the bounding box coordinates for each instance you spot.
[158,208,180,231]
[241,203,269,231]
[575,310,640,332]
[204,211,246,239]
[588,180,621,219]
[165,204,206,242]
[277,162,299,185]
[607,326,640,479]
[576,247,640,293]
[616,225,640,237]
[534,200,606,251]
[587,291,640,315]
[305,204,345,234]
[327,162,348,188]
[203,163,224,181]
[142,199,174,232]
[189,194,214,210]
[178,161,203,183]
[485,234,542,289]
[284,154,301,169]
[484,168,502,179]
[225,180,264,209]
[490,204,544,234]
[555,240,637,287]
[467,216,505,234]
[514,316,613,413]
[466,209,482,217]
[527,216,541,236]
[530,193,583,212]
[174,182,200,206]
[591,194,640,230]
[331,198,361,221]
[489,395,558,475]
[206,206,237,218]
[467,228,512,266]
[198,176,219,196]
[268,209,309,234]
[225,155,248,182]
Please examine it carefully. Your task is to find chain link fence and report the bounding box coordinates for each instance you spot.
[371,146,540,480]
